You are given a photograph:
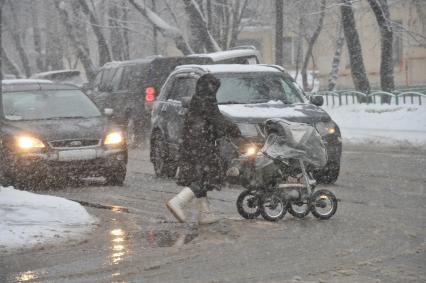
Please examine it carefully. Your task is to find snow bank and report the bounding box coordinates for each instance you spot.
[324,104,426,147]
[0,186,97,253]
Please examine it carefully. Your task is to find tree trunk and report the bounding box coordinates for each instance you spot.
[183,0,221,52]
[275,0,284,66]
[151,0,159,54]
[328,22,345,91]
[301,0,326,92]
[121,0,130,60]
[1,45,21,77]
[128,0,194,55]
[31,1,44,72]
[78,0,111,66]
[228,0,249,48]
[340,0,371,102]
[0,0,5,80]
[109,2,124,60]
[294,18,304,81]
[45,2,64,71]
[53,1,96,81]
[367,0,394,103]
[5,0,32,78]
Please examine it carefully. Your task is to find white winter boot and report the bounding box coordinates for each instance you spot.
[166,187,195,223]
[198,197,221,225]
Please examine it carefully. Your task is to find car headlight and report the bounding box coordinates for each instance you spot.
[104,132,124,145]
[237,123,259,137]
[16,136,45,150]
[242,144,258,156]
[316,121,337,136]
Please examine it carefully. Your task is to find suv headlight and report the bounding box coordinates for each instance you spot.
[316,121,337,136]
[104,132,124,145]
[16,136,45,150]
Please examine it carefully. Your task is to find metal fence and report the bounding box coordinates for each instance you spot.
[309,87,426,106]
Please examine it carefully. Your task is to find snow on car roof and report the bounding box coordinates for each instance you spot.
[1,79,53,85]
[30,69,80,78]
[175,64,283,74]
[187,49,260,61]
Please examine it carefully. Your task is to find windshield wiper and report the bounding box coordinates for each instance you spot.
[218,101,243,105]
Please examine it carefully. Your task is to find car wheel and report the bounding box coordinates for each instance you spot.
[314,163,340,184]
[151,133,177,178]
[105,164,127,186]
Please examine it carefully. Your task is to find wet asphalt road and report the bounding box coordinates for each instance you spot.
[1,144,425,283]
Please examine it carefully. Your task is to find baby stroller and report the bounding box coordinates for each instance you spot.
[226,118,338,221]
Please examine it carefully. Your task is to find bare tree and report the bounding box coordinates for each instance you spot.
[183,0,221,52]
[340,0,370,101]
[367,0,394,103]
[301,0,326,91]
[328,21,345,91]
[31,1,44,72]
[1,46,21,77]
[78,0,112,66]
[128,0,193,55]
[0,0,5,80]
[275,0,284,66]
[4,0,32,77]
[54,0,96,80]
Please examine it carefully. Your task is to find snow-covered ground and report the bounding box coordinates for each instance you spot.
[324,104,426,147]
[0,186,97,253]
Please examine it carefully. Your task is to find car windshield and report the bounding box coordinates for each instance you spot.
[215,73,304,105]
[2,89,101,121]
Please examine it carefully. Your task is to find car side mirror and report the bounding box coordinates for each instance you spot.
[104,108,114,117]
[309,95,324,107]
[181,96,191,108]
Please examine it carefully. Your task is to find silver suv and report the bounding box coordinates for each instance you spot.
[150,64,342,184]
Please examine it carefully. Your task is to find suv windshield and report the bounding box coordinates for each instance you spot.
[215,73,304,105]
[2,89,101,121]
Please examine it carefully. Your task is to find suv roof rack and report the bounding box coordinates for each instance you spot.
[174,65,209,73]
[228,45,258,51]
[259,64,286,72]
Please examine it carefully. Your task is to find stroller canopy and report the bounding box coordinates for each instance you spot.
[262,118,327,168]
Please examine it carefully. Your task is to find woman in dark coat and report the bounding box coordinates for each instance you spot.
[166,73,240,225]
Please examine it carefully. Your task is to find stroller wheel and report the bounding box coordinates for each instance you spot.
[310,189,338,220]
[288,200,310,218]
[260,193,287,222]
[236,190,261,219]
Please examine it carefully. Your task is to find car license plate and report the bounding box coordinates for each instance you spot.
[58,149,97,161]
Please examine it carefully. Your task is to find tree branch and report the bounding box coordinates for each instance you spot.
[128,0,193,55]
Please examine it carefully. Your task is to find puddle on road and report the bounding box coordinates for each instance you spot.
[142,229,198,248]
[71,199,130,213]
[107,227,198,265]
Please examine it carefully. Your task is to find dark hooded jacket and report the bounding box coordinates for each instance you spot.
[177,73,240,189]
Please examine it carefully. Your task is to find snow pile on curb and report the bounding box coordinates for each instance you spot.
[0,186,97,253]
[324,104,426,147]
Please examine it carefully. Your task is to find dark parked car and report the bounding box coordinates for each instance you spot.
[0,79,128,187]
[87,48,261,146]
[150,64,342,184]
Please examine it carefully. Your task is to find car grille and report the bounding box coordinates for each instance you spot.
[48,139,101,149]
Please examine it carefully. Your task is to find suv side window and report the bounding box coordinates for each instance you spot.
[93,71,103,90]
[167,77,196,101]
[118,67,131,91]
[111,67,124,91]
[99,68,116,92]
